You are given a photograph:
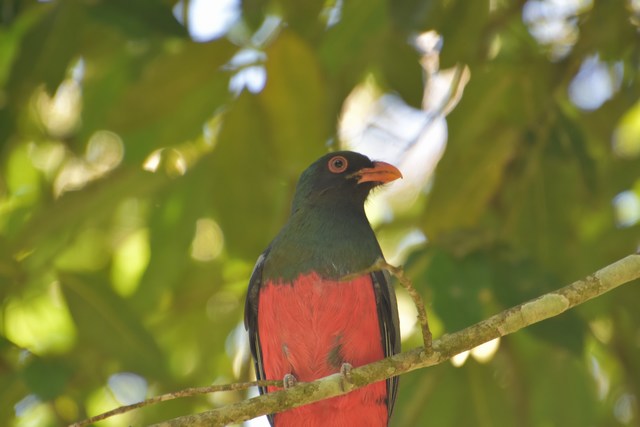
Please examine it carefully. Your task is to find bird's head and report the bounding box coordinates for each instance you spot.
[291,151,402,212]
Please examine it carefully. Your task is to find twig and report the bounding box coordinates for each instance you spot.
[375,258,432,351]
[341,258,433,351]
[68,380,281,427]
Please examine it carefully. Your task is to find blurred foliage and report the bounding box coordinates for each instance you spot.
[0,0,639,426]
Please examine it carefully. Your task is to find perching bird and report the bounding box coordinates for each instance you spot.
[244,151,402,426]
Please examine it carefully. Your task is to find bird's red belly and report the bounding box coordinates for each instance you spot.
[258,272,388,426]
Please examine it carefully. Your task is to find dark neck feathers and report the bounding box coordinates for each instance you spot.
[263,203,381,282]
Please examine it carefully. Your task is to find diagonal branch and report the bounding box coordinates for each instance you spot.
[148,253,640,427]
[341,258,433,350]
[377,259,433,350]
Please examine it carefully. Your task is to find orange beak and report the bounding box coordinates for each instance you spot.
[355,161,403,184]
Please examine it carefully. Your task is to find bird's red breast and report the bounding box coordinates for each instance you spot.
[258,272,388,427]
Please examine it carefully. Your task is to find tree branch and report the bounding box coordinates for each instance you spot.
[378,259,433,350]
[148,253,640,427]
[341,258,433,350]
[68,380,282,427]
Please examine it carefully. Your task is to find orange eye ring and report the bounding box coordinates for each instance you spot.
[328,155,348,173]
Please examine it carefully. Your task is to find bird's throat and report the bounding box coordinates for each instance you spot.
[263,205,381,282]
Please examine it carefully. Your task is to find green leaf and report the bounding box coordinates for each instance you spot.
[206,92,290,258]
[260,31,328,174]
[513,333,600,426]
[424,126,518,240]
[394,362,519,427]
[0,1,84,143]
[378,32,423,108]
[427,0,490,68]
[423,249,492,331]
[83,39,235,162]
[9,168,167,272]
[59,272,166,378]
[7,1,83,95]
[319,0,389,112]
[131,168,210,311]
[86,0,186,38]
[491,252,586,354]
[21,356,73,400]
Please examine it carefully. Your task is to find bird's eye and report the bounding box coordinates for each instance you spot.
[328,155,348,173]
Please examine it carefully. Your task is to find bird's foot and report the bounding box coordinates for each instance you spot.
[340,363,353,382]
[339,363,354,392]
[283,373,298,389]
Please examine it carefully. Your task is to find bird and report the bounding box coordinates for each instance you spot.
[244,151,402,426]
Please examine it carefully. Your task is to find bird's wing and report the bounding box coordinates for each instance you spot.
[371,269,401,418]
[244,251,275,425]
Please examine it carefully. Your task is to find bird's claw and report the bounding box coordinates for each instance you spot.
[340,363,353,382]
[283,373,298,389]
[340,363,354,391]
